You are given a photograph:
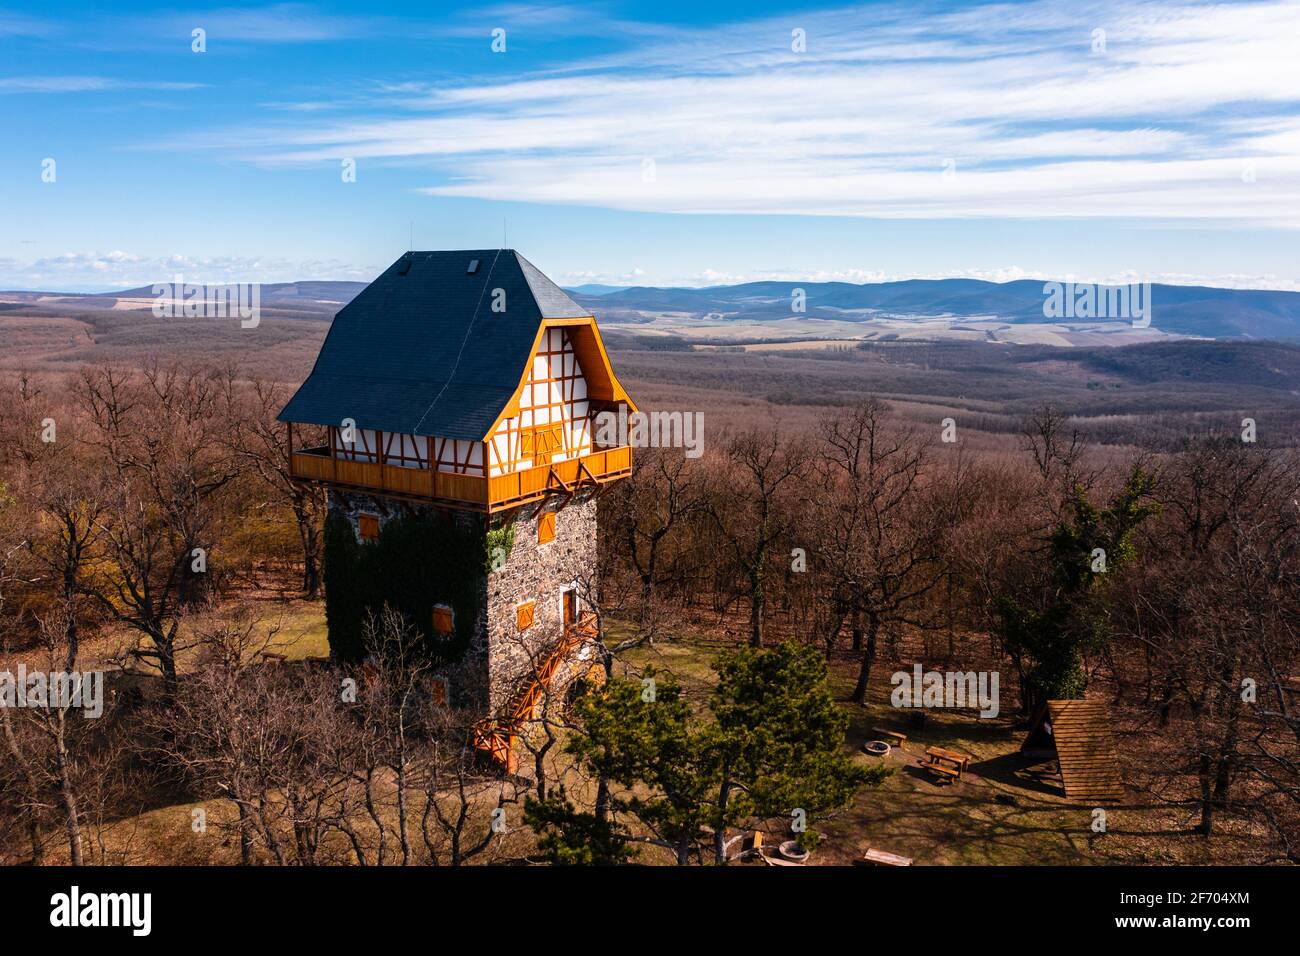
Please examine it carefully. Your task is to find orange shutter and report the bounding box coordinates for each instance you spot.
[538,511,556,544]
[358,514,379,541]
[536,422,564,454]
[522,423,565,465]
[516,601,536,630]
[432,605,454,635]
[429,678,448,706]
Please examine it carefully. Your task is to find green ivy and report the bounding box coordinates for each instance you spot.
[996,465,1159,706]
[485,521,515,574]
[323,509,487,664]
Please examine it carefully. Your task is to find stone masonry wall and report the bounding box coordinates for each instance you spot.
[485,492,598,715]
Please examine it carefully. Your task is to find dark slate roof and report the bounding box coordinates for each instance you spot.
[278,250,592,441]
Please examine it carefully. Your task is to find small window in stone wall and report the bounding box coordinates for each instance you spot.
[358,513,380,541]
[432,605,454,635]
[516,600,536,631]
[538,511,556,545]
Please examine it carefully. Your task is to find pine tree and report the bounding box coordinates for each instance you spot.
[533,643,885,864]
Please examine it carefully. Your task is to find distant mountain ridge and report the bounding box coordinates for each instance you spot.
[569,279,1300,341]
[3,277,1299,341]
[102,281,371,310]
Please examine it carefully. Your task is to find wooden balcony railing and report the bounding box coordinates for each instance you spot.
[289,445,632,512]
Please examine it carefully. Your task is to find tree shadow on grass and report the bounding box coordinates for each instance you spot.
[971,752,1063,798]
[819,785,1096,865]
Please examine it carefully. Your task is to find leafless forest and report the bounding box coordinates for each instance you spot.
[1,328,1298,864]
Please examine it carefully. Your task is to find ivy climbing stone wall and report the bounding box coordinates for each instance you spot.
[322,487,599,717]
[323,489,489,706]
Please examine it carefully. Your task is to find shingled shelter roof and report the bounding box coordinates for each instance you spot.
[1022,699,1125,803]
[278,250,601,442]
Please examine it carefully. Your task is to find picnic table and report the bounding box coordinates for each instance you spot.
[924,746,972,776]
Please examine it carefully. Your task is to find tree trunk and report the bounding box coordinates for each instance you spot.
[61,546,80,671]
[363,767,386,865]
[1157,676,1174,727]
[749,568,765,647]
[1196,752,1214,837]
[157,636,179,689]
[851,616,880,705]
[296,503,321,598]
[236,800,254,865]
[532,734,555,803]
[303,547,320,598]
[396,749,411,866]
[53,713,82,866]
[713,774,732,865]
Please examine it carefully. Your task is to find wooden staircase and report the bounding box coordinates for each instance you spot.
[474,612,598,772]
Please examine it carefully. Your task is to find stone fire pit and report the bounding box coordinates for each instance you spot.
[779,840,810,863]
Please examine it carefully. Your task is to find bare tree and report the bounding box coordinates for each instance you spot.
[220,371,327,596]
[605,448,707,638]
[811,400,946,703]
[708,430,807,646]
[1120,440,1300,841]
[0,605,106,865]
[1020,404,1091,496]
[354,607,435,865]
[420,703,516,866]
[77,363,243,687]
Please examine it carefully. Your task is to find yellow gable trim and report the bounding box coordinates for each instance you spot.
[480,317,637,440]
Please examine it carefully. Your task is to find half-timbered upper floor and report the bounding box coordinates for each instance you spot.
[278,251,635,511]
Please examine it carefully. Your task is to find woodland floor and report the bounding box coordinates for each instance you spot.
[8,589,1278,866]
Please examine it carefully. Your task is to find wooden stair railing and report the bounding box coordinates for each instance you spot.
[474,613,598,772]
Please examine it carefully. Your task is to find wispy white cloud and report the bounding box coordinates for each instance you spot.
[5,251,1298,293]
[0,251,375,290]
[0,12,54,38]
[100,3,392,45]
[0,76,204,93]
[201,0,1300,226]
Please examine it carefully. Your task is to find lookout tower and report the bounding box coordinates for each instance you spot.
[279,250,635,767]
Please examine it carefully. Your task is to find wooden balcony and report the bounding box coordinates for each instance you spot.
[289,445,632,513]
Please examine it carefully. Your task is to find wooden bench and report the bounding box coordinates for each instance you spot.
[873,729,907,748]
[760,851,806,867]
[863,848,913,867]
[920,760,960,784]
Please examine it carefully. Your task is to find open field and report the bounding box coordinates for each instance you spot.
[603,313,1186,348]
[4,301,1296,453]
[612,338,1300,449]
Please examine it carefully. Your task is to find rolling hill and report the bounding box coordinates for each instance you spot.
[571,279,1300,341]
[3,277,1299,342]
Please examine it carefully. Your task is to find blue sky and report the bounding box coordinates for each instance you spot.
[2,0,1298,291]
